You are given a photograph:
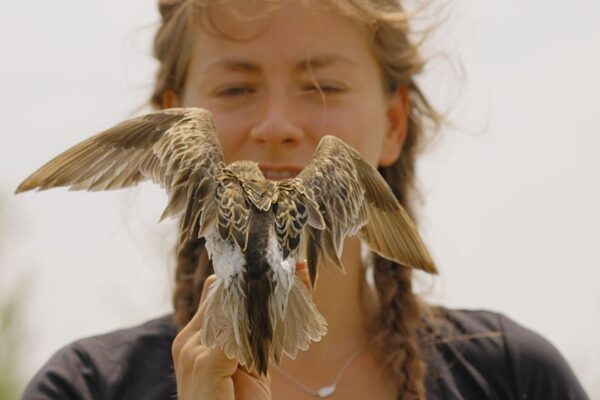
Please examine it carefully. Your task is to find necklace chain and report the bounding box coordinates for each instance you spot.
[272,341,369,398]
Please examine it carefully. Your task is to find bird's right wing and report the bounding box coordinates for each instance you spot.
[16,107,225,244]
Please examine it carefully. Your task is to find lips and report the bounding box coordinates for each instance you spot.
[259,164,303,181]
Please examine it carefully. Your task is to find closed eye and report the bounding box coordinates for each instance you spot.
[215,86,255,97]
[301,83,346,94]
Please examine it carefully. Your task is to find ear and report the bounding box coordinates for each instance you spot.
[378,85,409,167]
[161,89,181,109]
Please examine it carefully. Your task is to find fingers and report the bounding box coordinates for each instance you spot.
[171,273,239,399]
[196,343,238,376]
[232,368,271,398]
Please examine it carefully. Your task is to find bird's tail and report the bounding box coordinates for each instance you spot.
[200,275,327,374]
[271,276,328,363]
[200,277,254,369]
[246,276,273,375]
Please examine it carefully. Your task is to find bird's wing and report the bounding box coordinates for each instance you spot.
[296,135,437,280]
[16,107,225,241]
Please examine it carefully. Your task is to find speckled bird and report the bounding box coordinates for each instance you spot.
[15,107,437,375]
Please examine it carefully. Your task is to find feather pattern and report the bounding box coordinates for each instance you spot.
[15,107,225,250]
[214,171,251,252]
[15,108,436,375]
[297,135,437,274]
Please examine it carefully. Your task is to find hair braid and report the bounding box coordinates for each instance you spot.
[373,259,426,399]
[369,89,437,399]
[172,237,213,330]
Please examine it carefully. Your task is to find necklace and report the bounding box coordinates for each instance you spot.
[272,340,369,398]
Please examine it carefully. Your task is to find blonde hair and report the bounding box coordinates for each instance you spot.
[151,1,443,398]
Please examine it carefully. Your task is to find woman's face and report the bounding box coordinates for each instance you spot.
[174,0,407,179]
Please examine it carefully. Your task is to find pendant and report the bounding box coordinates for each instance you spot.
[317,384,336,398]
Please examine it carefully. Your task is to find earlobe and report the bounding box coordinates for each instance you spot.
[379,85,409,167]
[161,89,180,109]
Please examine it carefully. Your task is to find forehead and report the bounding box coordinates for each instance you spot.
[190,0,375,72]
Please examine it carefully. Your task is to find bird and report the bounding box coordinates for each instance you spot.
[15,107,437,375]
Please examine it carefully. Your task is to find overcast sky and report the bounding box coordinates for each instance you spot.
[1,0,598,395]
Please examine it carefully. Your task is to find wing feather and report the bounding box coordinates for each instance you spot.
[16,107,226,245]
[297,135,436,274]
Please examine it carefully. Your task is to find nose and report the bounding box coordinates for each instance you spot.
[249,94,304,148]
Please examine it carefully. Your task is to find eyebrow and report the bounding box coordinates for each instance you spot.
[295,54,357,72]
[203,54,357,74]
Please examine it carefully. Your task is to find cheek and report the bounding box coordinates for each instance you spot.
[209,111,251,163]
[322,103,388,166]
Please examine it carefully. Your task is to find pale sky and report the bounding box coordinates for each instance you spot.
[1,0,599,396]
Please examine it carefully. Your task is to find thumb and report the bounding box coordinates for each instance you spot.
[295,260,313,290]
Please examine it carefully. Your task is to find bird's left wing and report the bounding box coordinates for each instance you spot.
[296,135,436,287]
[16,107,225,241]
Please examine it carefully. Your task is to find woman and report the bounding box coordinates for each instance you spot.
[21,0,588,399]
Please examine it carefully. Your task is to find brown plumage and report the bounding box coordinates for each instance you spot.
[15,107,437,374]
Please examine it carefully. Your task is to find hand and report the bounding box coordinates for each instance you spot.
[172,274,271,400]
[171,264,310,400]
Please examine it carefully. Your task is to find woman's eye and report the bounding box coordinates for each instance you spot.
[302,84,345,94]
[216,86,254,97]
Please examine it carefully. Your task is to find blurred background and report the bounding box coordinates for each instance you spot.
[0,0,598,397]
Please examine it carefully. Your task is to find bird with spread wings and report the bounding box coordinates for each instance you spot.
[16,107,437,375]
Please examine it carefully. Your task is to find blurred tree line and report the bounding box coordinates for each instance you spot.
[0,196,28,399]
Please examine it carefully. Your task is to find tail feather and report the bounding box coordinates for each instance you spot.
[200,278,254,369]
[271,318,285,364]
[200,275,327,373]
[275,276,327,360]
[281,291,300,358]
[246,277,273,375]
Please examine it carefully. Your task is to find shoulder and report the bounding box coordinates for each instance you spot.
[494,312,589,399]
[21,314,177,400]
[65,313,177,359]
[425,308,589,400]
